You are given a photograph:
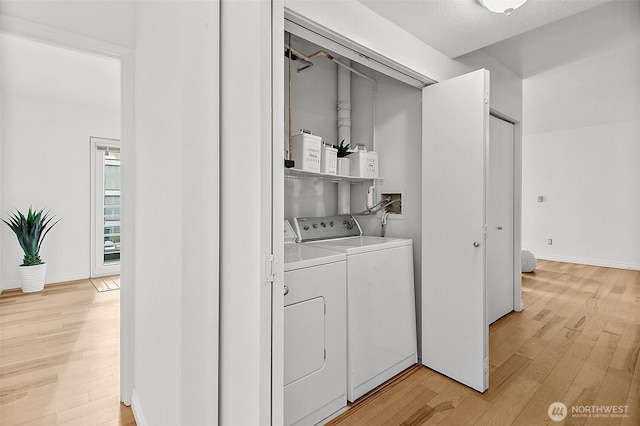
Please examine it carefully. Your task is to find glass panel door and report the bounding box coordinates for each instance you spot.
[103,153,121,265]
[91,137,121,277]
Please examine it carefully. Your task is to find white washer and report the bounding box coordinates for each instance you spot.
[283,221,347,426]
[294,215,417,402]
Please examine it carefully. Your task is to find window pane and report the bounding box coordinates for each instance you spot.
[102,151,121,265]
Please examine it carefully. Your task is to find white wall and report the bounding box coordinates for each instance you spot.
[133,1,220,424]
[220,0,274,423]
[132,3,182,424]
[1,95,119,288]
[521,2,640,269]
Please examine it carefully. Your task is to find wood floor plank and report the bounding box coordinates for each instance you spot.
[513,352,586,425]
[521,327,580,384]
[435,394,490,425]
[474,376,541,426]
[562,331,622,426]
[609,322,640,374]
[479,354,531,403]
[583,368,633,426]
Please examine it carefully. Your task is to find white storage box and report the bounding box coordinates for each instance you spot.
[321,145,337,175]
[292,132,322,173]
[349,148,378,178]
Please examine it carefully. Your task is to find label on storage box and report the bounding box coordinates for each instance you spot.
[321,145,337,175]
[292,133,322,173]
[350,150,378,178]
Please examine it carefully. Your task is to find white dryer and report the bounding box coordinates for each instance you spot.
[283,221,347,426]
[293,215,417,402]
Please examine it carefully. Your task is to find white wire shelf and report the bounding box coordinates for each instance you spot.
[284,168,383,183]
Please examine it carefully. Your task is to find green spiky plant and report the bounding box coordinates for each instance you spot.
[2,207,60,266]
[333,140,352,158]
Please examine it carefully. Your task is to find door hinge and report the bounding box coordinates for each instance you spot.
[484,357,489,373]
[484,91,489,104]
[265,255,276,283]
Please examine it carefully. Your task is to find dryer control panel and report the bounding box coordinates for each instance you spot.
[293,215,362,242]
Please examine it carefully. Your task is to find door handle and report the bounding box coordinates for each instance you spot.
[497,226,503,230]
[473,242,480,247]
[284,285,289,296]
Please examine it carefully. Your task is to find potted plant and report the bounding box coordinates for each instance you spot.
[333,140,352,176]
[2,207,59,293]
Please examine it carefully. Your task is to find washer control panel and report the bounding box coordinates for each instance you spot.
[293,215,362,242]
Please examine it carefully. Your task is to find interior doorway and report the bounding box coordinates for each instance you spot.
[0,20,134,406]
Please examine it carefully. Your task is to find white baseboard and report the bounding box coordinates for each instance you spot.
[1,272,90,292]
[535,253,640,271]
[1,280,21,292]
[131,389,148,426]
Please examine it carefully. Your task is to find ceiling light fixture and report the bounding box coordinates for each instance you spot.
[479,0,528,15]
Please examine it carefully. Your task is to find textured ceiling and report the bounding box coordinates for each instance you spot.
[356,0,616,58]
[482,0,640,77]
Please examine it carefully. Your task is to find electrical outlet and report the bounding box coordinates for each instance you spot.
[547,239,553,245]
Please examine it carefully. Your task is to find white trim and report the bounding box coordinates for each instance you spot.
[119,52,135,406]
[205,2,220,422]
[489,112,523,314]
[512,121,523,311]
[284,15,433,89]
[271,1,285,424]
[0,14,136,408]
[1,281,20,292]
[0,14,129,58]
[131,389,148,426]
[535,254,640,271]
[2,271,93,292]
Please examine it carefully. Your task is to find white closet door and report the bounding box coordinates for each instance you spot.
[421,69,489,393]
[487,115,515,324]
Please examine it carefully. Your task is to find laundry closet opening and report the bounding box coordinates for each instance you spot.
[282,28,428,426]
[278,12,522,424]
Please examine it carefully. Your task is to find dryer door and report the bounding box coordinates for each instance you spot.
[284,297,325,385]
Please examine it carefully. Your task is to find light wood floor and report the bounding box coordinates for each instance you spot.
[0,279,135,425]
[1,261,638,425]
[328,260,640,425]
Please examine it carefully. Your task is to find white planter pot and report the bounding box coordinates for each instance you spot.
[19,263,47,293]
[337,157,351,176]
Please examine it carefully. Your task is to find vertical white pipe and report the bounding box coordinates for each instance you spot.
[337,59,351,214]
